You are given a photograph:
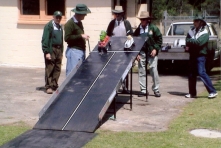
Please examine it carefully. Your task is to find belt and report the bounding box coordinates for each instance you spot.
[53,45,62,49]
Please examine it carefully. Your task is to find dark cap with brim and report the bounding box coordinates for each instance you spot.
[53,11,62,17]
[194,15,207,26]
[71,4,91,14]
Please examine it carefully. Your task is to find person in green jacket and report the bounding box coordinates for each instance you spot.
[64,4,91,76]
[106,6,133,94]
[185,16,217,99]
[41,11,64,94]
[133,11,162,97]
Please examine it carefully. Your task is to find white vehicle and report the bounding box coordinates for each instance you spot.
[159,22,220,72]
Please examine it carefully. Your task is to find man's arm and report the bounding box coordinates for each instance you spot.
[41,25,51,54]
[106,20,115,36]
[186,33,209,47]
[124,20,133,36]
[152,26,162,51]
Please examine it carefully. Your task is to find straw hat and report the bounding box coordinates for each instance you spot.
[112,6,124,13]
[137,11,154,19]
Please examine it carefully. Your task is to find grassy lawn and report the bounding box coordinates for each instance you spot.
[85,67,221,148]
[85,84,221,148]
[0,122,31,146]
[0,67,220,148]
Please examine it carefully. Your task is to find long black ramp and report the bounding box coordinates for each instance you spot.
[0,129,96,148]
[64,52,139,132]
[34,37,146,132]
[34,52,114,130]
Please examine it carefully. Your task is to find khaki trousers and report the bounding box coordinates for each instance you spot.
[44,47,63,90]
[138,51,160,93]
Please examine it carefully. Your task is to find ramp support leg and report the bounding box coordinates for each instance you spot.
[114,94,117,120]
[145,52,148,101]
[130,69,132,110]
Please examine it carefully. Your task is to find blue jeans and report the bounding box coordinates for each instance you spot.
[188,56,216,95]
[65,47,85,76]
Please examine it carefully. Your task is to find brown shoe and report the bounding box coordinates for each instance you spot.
[46,88,53,94]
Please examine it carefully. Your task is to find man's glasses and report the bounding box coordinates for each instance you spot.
[140,18,147,21]
[56,16,62,20]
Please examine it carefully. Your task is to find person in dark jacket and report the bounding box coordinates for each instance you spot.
[106,6,133,94]
[133,11,162,97]
[106,6,133,37]
[41,11,64,94]
[64,4,91,76]
[185,16,217,99]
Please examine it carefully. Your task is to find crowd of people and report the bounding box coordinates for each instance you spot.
[41,4,217,99]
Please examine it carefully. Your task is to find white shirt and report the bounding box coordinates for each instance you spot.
[115,19,123,26]
[52,21,61,31]
[72,16,78,23]
[140,24,149,34]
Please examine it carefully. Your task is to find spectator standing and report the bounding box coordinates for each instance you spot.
[106,6,133,94]
[64,4,91,76]
[185,16,218,99]
[41,11,64,94]
[133,11,162,97]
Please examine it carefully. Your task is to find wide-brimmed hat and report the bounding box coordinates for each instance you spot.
[112,6,124,13]
[193,15,207,26]
[71,4,91,14]
[137,11,154,19]
[53,11,62,17]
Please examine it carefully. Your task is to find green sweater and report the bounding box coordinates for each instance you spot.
[133,23,162,55]
[41,20,63,54]
[186,27,209,57]
[64,18,86,50]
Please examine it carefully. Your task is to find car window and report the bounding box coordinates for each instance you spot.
[172,24,193,36]
[167,23,215,36]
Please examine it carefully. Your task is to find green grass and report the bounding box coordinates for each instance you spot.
[84,90,221,148]
[0,122,31,146]
[85,68,221,148]
[0,68,220,148]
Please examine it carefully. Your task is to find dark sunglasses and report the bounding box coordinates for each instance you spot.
[56,16,62,20]
[140,18,147,21]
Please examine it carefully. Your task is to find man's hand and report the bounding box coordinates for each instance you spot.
[136,55,140,61]
[150,49,157,57]
[81,34,90,40]
[45,53,51,60]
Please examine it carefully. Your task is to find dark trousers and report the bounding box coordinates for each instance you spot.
[44,47,63,90]
[188,56,216,95]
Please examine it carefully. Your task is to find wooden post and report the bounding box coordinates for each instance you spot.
[219,0,221,38]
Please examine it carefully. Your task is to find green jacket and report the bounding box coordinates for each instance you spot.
[106,19,133,36]
[64,18,86,50]
[133,23,162,55]
[41,20,64,54]
[186,26,209,57]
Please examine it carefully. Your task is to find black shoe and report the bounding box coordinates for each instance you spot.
[137,92,147,97]
[121,89,130,94]
[154,91,161,97]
